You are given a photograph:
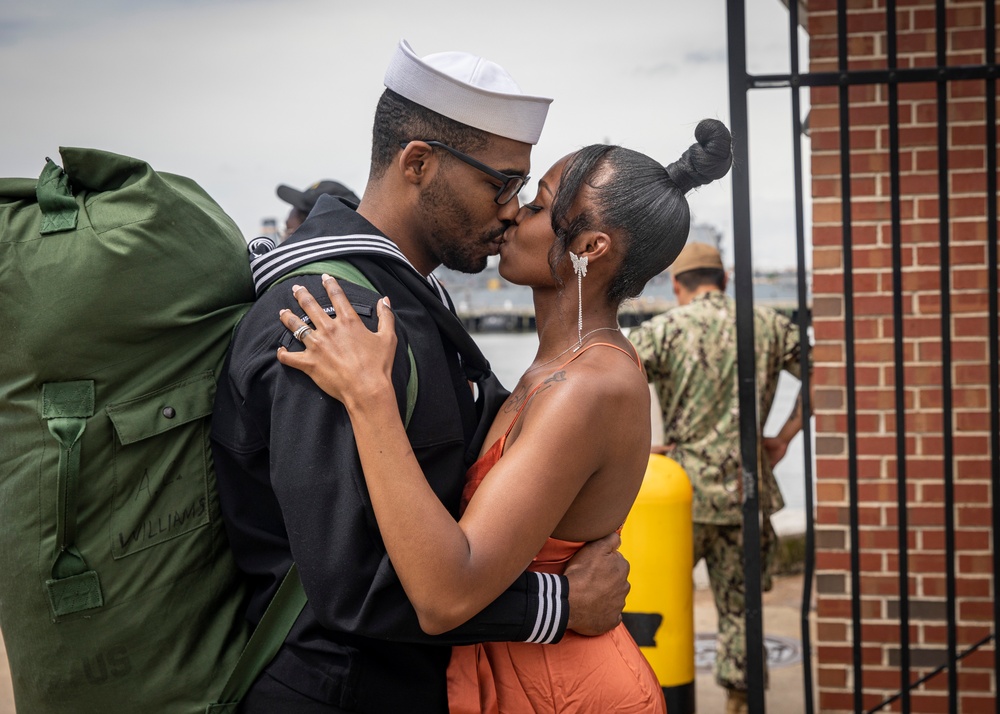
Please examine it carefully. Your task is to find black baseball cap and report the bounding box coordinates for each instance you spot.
[276,180,360,212]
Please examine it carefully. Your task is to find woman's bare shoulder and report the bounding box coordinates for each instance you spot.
[527,341,648,417]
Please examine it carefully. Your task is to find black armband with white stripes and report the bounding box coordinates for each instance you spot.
[432,571,570,646]
[522,571,570,644]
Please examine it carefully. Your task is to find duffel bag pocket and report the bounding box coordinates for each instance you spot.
[107,372,215,559]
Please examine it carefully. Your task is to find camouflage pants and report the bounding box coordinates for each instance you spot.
[692,517,778,692]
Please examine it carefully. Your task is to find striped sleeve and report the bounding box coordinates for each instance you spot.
[524,572,568,644]
[436,571,570,646]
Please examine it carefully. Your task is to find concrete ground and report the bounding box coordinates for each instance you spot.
[694,571,815,713]
[0,572,813,713]
[0,630,10,714]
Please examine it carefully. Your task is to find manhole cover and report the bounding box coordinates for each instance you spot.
[694,633,802,671]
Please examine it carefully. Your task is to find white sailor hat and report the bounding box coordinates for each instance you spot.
[384,39,553,145]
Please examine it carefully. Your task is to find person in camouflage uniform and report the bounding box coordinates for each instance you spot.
[628,242,808,714]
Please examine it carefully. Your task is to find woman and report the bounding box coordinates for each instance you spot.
[277,119,732,713]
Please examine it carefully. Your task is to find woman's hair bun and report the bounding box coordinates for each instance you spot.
[665,118,733,194]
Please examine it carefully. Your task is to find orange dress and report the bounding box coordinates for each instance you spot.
[447,344,666,714]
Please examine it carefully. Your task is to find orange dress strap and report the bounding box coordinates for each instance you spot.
[500,340,643,443]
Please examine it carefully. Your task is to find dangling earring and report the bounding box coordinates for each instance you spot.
[570,251,588,350]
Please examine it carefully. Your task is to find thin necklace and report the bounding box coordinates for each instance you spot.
[524,326,622,375]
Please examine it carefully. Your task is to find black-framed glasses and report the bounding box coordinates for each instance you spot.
[399,140,529,205]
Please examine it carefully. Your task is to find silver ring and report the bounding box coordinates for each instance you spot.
[292,324,312,342]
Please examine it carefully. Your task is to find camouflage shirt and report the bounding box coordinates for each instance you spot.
[628,290,802,525]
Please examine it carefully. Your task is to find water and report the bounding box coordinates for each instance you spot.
[472,332,812,535]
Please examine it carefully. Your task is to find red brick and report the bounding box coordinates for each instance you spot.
[819,691,856,710]
[952,269,990,290]
[900,221,942,244]
[816,551,853,571]
[852,150,891,174]
[950,79,996,100]
[950,195,988,218]
[924,574,992,597]
[913,148,939,171]
[898,172,942,196]
[816,481,847,503]
[947,100,987,124]
[901,315,940,337]
[854,342,898,363]
[916,196,939,219]
[813,343,846,363]
[958,600,995,620]
[817,666,848,688]
[954,530,992,553]
[860,576,905,597]
[954,363,991,384]
[951,123,987,148]
[859,527,916,550]
[851,318,883,340]
[813,200,847,223]
[814,319,845,341]
[852,247,894,269]
[903,267,941,293]
[817,457,849,480]
[956,506,995,529]
[953,315,991,336]
[909,553,947,572]
[905,408,943,434]
[899,124,941,147]
[955,411,990,431]
[949,29,989,56]
[818,505,851,525]
[950,219,992,242]
[814,247,844,270]
[907,506,945,526]
[812,152,844,178]
[897,29,936,54]
[960,695,997,712]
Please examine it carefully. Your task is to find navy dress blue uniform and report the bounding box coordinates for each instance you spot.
[211,197,569,713]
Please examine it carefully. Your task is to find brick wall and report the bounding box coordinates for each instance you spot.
[808,0,997,711]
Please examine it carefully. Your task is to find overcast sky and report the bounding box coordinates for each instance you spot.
[2,0,810,270]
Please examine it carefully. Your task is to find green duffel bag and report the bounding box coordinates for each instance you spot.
[0,148,255,713]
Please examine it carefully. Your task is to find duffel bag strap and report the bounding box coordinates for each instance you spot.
[36,158,78,235]
[206,563,307,713]
[207,258,418,710]
[273,258,419,428]
[40,380,104,618]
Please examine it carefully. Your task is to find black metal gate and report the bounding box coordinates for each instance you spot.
[725,0,998,712]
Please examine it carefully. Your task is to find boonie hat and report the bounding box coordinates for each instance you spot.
[384,39,552,145]
[670,242,724,276]
[277,180,360,213]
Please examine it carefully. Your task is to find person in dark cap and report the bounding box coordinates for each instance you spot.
[628,241,812,714]
[276,179,360,240]
[210,39,629,713]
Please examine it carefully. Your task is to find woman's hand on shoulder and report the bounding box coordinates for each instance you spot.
[276,274,397,411]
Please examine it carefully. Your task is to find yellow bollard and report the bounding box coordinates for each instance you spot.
[620,454,695,714]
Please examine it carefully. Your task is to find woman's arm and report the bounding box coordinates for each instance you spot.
[277,276,617,634]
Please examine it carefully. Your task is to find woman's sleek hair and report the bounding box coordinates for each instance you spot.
[549,118,733,305]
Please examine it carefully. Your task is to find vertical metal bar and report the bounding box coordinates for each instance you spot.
[884,2,912,711]
[787,1,816,712]
[725,0,766,711]
[984,0,1000,700]
[933,1,959,710]
[835,0,865,711]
